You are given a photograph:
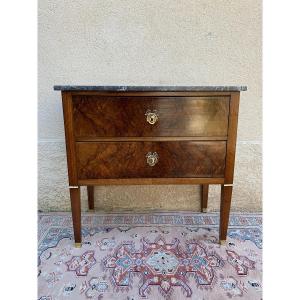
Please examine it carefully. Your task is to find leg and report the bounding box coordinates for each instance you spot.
[201,184,209,212]
[87,186,95,210]
[69,187,81,247]
[219,184,233,245]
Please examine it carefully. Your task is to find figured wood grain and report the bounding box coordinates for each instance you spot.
[72,96,229,138]
[76,141,226,179]
[62,92,78,185]
[224,92,240,183]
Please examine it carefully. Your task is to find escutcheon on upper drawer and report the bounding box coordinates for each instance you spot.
[72,96,229,138]
[76,141,226,179]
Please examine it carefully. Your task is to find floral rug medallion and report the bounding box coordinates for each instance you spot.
[38,212,262,300]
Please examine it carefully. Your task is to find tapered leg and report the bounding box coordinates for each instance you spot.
[87,186,95,210]
[69,187,81,247]
[201,184,209,212]
[219,185,233,244]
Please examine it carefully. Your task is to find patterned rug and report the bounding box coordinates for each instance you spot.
[38,212,262,300]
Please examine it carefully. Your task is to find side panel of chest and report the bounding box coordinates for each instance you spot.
[72,96,229,138]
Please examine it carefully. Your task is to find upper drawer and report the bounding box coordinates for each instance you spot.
[72,96,229,138]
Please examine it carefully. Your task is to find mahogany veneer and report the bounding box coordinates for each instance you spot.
[76,141,226,179]
[72,96,229,137]
[55,85,246,246]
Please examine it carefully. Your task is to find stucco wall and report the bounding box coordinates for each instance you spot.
[38,0,262,212]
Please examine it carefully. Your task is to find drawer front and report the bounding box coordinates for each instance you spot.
[76,141,226,179]
[72,96,229,138]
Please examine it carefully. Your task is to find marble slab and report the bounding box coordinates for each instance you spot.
[53,85,247,92]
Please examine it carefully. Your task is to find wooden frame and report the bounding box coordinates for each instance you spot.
[224,92,240,183]
[78,178,225,186]
[62,92,78,185]
[61,89,241,246]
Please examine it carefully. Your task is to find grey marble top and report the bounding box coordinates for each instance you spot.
[53,85,247,92]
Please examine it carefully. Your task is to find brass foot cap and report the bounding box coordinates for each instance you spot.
[219,240,226,246]
[202,208,207,213]
[88,209,95,212]
[74,242,82,248]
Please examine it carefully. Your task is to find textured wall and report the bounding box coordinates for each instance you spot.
[38,0,262,212]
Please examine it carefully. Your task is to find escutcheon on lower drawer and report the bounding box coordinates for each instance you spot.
[76,141,226,179]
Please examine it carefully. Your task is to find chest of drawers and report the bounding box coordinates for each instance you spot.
[54,85,247,247]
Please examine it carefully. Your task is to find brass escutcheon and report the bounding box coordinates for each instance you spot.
[146,152,159,166]
[145,109,158,125]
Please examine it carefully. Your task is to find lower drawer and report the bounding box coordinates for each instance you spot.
[76,141,226,179]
